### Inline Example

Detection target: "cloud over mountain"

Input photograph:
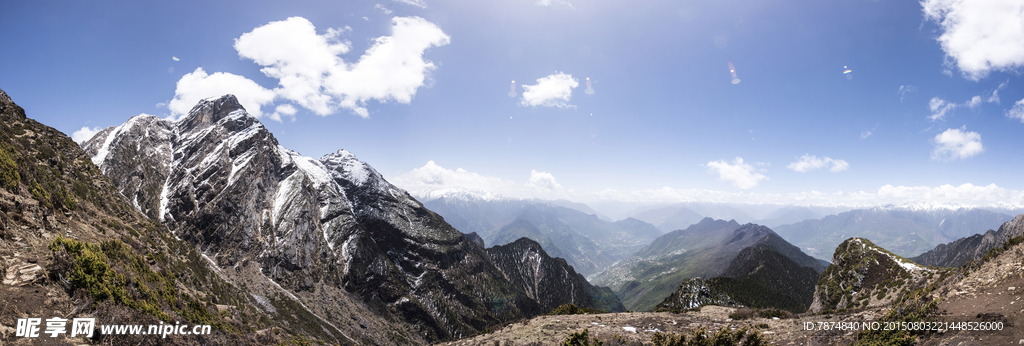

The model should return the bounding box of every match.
[169,16,449,120]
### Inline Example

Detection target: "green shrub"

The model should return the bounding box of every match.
[48,236,232,330]
[651,326,770,346]
[564,329,603,346]
[0,144,18,191]
[548,303,607,316]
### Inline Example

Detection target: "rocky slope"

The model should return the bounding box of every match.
[485,237,624,313]
[0,87,352,344]
[84,95,548,343]
[775,206,1013,259]
[809,237,938,313]
[911,214,1024,268]
[715,243,820,312]
[592,218,823,312]
[653,278,736,311]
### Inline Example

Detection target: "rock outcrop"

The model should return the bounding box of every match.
[809,238,936,313]
[486,237,624,313]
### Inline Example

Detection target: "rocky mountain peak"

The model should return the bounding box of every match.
[321,149,380,187]
[83,94,553,343]
[176,94,248,132]
[810,237,932,313]
[486,237,625,313]
[0,89,26,120]
[0,88,13,107]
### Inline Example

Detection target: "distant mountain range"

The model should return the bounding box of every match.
[775,206,1015,259]
[911,214,1024,268]
[422,196,660,277]
[590,218,824,311]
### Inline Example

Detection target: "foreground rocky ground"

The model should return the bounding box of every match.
[437,237,1024,346]
[435,302,1022,346]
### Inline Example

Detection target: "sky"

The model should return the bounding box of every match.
[2,0,1023,209]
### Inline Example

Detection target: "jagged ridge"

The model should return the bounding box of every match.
[84,95,558,343]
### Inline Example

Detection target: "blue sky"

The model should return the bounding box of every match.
[2,0,1023,208]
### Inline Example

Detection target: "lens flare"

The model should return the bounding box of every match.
[728,61,740,84]
[844,66,853,80]
[172,56,180,62]
[508,80,517,97]
[584,77,594,95]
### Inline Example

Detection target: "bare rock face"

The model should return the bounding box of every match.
[85,95,543,343]
[655,278,736,311]
[2,261,43,286]
[486,237,624,313]
[82,114,172,220]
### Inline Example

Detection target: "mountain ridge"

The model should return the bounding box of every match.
[84,94,557,343]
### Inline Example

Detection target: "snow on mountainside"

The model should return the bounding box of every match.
[82,94,548,344]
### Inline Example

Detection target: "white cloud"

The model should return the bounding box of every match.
[375,4,393,14]
[388,161,568,200]
[898,85,917,101]
[932,126,984,161]
[988,81,1008,103]
[1008,99,1024,122]
[706,157,768,189]
[169,16,449,120]
[269,104,298,122]
[830,160,850,173]
[786,154,849,173]
[583,183,1024,209]
[520,72,579,109]
[393,0,427,8]
[966,95,982,108]
[860,125,877,139]
[874,183,1024,209]
[71,126,103,144]
[928,97,956,121]
[537,0,574,8]
[389,163,1024,209]
[168,68,277,120]
[528,170,563,191]
[928,93,1002,121]
[922,0,1024,80]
